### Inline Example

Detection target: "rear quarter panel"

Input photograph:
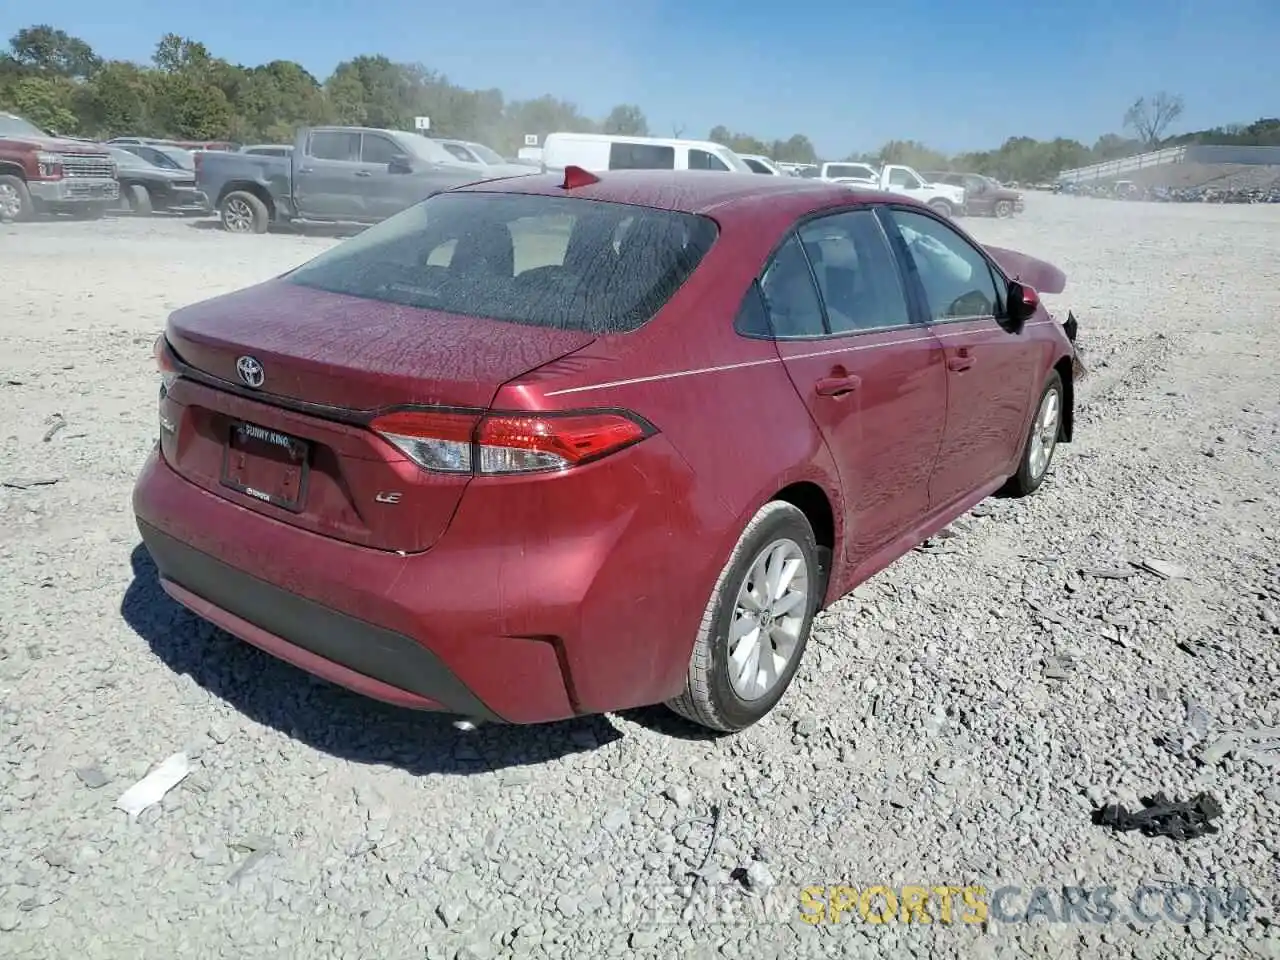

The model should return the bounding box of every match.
[199,152,290,208]
[500,195,848,688]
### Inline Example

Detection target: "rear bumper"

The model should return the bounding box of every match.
[162,186,208,211]
[131,435,719,724]
[29,178,119,204]
[138,518,501,718]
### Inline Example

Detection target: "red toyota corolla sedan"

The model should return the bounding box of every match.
[132,167,1081,733]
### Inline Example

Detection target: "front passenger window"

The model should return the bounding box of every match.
[757,235,825,338]
[689,149,730,171]
[361,135,402,164]
[889,209,1001,322]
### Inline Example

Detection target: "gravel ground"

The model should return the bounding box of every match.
[1,198,1278,959]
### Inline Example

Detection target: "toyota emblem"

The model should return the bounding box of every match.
[236,356,265,388]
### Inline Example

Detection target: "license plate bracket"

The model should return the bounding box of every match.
[220,421,310,512]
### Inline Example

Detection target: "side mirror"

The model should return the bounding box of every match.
[388,155,413,174]
[1006,280,1039,331]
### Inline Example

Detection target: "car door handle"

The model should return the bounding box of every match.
[355,170,373,177]
[815,374,861,397]
[947,347,974,372]
[298,167,314,174]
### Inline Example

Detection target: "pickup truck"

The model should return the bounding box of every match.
[926,171,1024,218]
[195,125,525,233]
[0,112,119,222]
[838,163,967,217]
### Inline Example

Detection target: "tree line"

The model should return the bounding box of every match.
[3,25,1278,183]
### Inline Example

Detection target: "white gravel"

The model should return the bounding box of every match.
[2,199,1278,959]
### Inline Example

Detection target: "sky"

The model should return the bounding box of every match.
[4,0,1278,157]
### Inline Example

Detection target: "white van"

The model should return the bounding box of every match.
[540,133,753,174]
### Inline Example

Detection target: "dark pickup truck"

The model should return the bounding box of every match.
[927,171,1025,218]
[196,125,535,233]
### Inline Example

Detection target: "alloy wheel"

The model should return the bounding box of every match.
[727,538,811,701]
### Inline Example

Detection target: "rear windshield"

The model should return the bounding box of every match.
[285,192,719,334]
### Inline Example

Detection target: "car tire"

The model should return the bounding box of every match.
[0,175,34,222]
[220,191,270,234]
[126,184,153,216]
[666,501,820,733]
[1002,370,1064,497]
[994,200,1014,218]
[929,199,954,217]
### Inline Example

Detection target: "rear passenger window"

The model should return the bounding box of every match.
[757,234,826,338]
[688,149,729,171]
[797,210,912,333]
[310,131,361,162]
[609,143,676,170]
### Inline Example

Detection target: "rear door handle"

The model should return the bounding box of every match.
[355,170,373,177]
[298,166,314,173]
[815,374,861,397]
[947,347,975,372]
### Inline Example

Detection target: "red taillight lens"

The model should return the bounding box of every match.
[477,413,647,473]
[369,409,651,475]
[154,335,179,391]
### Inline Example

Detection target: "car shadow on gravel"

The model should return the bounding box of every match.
[121,544,623,774]
[186,219,366,239]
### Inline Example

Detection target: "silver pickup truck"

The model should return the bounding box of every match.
[196,126,535,233]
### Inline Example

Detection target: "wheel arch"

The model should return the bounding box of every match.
[718,464,845,611]
[216,180,275,215]
[1053,354,1074,442]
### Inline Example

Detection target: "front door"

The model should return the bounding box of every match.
[752,208,948,564]
[357,132,404,220]
[880,207,1041,509]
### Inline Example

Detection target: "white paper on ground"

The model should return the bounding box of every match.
[115,752,191,818]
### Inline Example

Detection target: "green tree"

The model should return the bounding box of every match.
[1,74,78,133]
[7,25,100,78]
[73,60,156,137]
[771,134,818,164]
[603,104,648,136]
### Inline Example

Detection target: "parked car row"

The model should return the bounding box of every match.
[1,111,1023,231]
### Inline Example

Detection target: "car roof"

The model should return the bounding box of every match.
[455,169,911,218]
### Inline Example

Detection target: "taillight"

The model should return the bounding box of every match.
[154,335,180,391]
[370,409,653,475]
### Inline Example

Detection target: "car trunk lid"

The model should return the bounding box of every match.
[983,245,1066,294]
[161,280,596,553]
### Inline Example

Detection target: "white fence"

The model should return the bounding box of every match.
[1056,145,1188,184]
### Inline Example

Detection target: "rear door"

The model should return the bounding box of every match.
[294,130,364,219]
[745,207,948,562]
[880,206,1040,508]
